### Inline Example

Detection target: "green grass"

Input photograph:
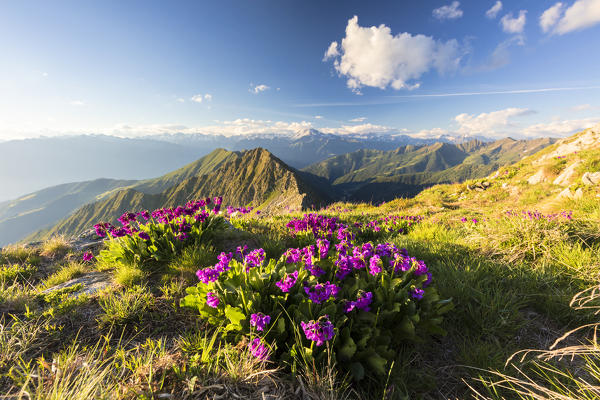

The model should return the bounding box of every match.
[97,286,155,328]
[43,261,88,288]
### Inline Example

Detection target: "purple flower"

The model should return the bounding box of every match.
[213,196,223,206]
[196,267,221,284]
[414,259,428,276]
[276,270,298,292]
[140,210,151,221]
[250,313,271,331]
[249,337,269,360]
[460,217,467,223]
[304,282,339,304]
[244,248,265,272]
[301,316,335,346]
[410,287,425,300]
[316,238,330,259]
[138,231,150,241]
[285,248,302,263]
[82,251,94,262]
[368,255,382,275]
[335,255,353,280]
[206,292,220,308]
[344,291,373,313]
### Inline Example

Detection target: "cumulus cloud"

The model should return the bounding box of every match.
[324,16,465,93]
[190,94,204,103]
[486,1,503,19]
[541,0,600,35]
[540,3,565,32]
[455,107,534,136]
[522,117,600,137]
[501,10,527,33]
[250,84,270,94]
[411,127,450,138]
[349,117,367,122]
[433,1,463,20]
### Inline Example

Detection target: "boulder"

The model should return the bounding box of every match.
[574,188,584,199]
[557,188,573,199]
[582,172,600,186]
[528,169,547,185]
[553,161,582,186]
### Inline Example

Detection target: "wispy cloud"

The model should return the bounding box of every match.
[70,100,85,106]
[295,86,600,107]
[486,1,503,19]
[349,117,367,122]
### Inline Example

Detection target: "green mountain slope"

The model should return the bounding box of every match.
[303,137,554,201]
[31,148,333,241]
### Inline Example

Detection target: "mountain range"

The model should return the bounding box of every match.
[0,133,558,246]
[0,129,489,202]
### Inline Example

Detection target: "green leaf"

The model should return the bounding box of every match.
[338,336,357,361]
[366,351,388,376]
[224,305,245,329]
[350,362,365,381]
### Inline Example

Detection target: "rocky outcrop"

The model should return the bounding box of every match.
[582,172,600,186]
[535,123,600,164]
[553,161,582,186]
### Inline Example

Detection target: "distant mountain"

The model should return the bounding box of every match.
[0,130,486,201]
[143,128,484,169]
[0,135,208,201]
[303,137,554,201]
[29,148,333,241]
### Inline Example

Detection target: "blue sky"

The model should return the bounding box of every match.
[1,0,599,140]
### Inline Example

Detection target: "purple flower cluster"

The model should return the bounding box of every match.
[344,291,373,313]
[250,313,271,331]
[276,270,298,292]
[82,251,94,261]
[249,337,269,360]
[286,214,350,241]
[304,281,339,304]
[196,252,233,283]
[301,316,335,346]
[506,210,573,221]
[226,205,254,216]
[244,248,266,272]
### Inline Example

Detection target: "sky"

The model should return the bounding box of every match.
[1,0,600,140]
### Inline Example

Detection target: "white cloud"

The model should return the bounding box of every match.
[522,117,600,137]
[433,1,463,20]
[486,1,503,19]
[42,72,49,77]
[501,10,527,33]
[70,100,85,106]
[324,16,465,93]
[204,94,212,101]
[412,127,450,138]
[323,41,340,60]
[455,107,534,136]
[540,3,565,33]
[190,94,204,103]
[542,0,600,34]
[349,117,367,122]
[250,84,270,94]
[314,115,323,119]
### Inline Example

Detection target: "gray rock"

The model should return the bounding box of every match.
[43,271,112,297]
[582,172,600,186]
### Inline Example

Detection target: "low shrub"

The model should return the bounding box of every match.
[182,239,452,381]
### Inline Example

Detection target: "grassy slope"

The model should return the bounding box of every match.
[1,127,599,398]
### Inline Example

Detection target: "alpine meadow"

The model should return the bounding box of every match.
[1,1,600,399]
